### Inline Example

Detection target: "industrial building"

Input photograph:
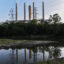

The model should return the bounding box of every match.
[6,1,45,24]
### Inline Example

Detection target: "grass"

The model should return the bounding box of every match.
[0,39,27,45]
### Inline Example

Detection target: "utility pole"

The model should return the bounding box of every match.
[24,3,26,20]
[42,1,44,21]
[8,8,15,21]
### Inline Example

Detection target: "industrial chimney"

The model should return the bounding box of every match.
[33,2,35,19]
[29,5,32,20]
[16,3,18,21]
[24,3,26,20]
[42,1,44,21]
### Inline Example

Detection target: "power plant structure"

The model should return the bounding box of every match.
[8,8,15,21]
[34,7,38,20]
[8,1,45,23]
[24,3,26,20]
[16,2,18,21]
[29,5,32,20]
[42,2,44,21]
[33,2,35,20]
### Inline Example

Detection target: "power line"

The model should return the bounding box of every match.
[8,8,15,20]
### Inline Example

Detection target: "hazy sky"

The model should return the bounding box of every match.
[0,0,64,22]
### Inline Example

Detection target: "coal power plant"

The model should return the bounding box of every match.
[7,1,45,23]
[24,3,26,20]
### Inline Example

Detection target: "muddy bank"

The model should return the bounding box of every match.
[0,40,58,49]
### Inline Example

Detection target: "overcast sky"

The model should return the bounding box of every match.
[0,0,64,22]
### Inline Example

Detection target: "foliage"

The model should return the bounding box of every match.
[0,22,64,37]
[0,13,63,38]
[31,19,37,24]
[41,19,44,24]
[49,13,61,24]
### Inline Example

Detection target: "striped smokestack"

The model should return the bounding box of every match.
[24,3,26,20]
[29,5,31,20]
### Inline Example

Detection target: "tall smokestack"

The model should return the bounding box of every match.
[42,1,44,21]
[29,5,31,20]
[33,2,35,19]
[16,3,18,21]
[24,3,26,20]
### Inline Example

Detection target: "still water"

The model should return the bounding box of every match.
[0,46,64,64]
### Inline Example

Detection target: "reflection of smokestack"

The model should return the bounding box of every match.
[16,3,18,21]
[16,49,18,64]
[24,3,26,20]
[11,50,14,64]
[29,49,32,59]
[29,5,31,20]
[33,2,35,19]
[43,46,45,61]
[42,1,44,21]
[25,49,27,63]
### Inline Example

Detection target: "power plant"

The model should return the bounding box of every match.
[16,2,18,21]
[8,1,45,23]
[33,2,35,20]
[29,5,32,20]
[24,3,26,20]
[42,2,44,21]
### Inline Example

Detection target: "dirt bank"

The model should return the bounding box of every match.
[0,40,58,49]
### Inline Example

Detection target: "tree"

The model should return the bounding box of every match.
[49,13,61,24]
[41,19,44,24]
[48,15,53,23]
[31,19,37,24]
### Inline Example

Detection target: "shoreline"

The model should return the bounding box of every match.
[0,40,57,49]
[0,35,63,41]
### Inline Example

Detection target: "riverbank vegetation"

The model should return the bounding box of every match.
[0,39,27,45]
[0,13,63,40]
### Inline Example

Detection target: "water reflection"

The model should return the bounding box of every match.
[32,47,37,64]
[16,49,18,64]
[24,48,27,64]
[0,46,63,64]
[29,49,32,59]
[11,49,15,64]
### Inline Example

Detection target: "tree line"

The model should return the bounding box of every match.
[0,13,64,38]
